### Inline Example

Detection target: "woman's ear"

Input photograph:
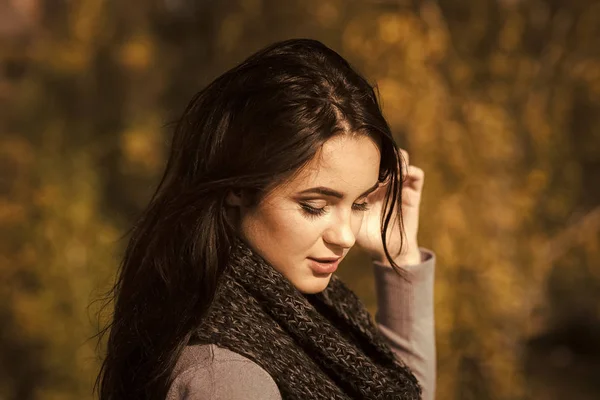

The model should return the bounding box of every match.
[225,189,244,207]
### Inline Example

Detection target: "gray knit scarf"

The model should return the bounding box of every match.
[192,236,422,399]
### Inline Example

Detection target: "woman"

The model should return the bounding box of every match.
[97,38,436,399]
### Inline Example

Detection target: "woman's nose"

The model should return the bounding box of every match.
[323,213,356,249]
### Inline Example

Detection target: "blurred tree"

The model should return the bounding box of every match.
[0,0,598,399]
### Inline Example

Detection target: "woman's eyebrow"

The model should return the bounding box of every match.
[298,181,379,199]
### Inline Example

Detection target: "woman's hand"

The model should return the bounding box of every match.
[356,149,425,266]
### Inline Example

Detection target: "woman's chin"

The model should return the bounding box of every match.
[295,274,332,294]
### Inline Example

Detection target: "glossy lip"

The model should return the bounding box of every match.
[311,256,342,262]
[307,257,341,274]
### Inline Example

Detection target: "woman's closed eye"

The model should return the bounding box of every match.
[299,202,370,219]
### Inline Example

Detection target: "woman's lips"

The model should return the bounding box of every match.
[307,257,340,274]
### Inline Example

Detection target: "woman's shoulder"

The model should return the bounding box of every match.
[166,343,282,400]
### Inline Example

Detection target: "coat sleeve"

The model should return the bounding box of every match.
[372,247,437,400]
[166,346,282,400]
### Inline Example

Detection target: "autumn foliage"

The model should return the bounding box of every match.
[1,0,599,399]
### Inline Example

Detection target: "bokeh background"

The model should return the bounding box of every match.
[1,0,599,399]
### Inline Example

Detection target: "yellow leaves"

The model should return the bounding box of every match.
[343,18,369,55]
[11,292,48,339]
[70,0,105,45]
[377,78,411,125]
[436,229,458,265]
[0,136,34,225]
[0,136,34,170]
[377,14,413,45]
[462,100,518,163]
[516,58,540,85]
[218,14,245,54]
[509,169,549,219]
[499,12,524,52]
[450,61,474,86]
[345,12,433,70]
[0,140,122,395]
[376,7,448,64]
[489,53,511,77]
[420,1,449,62]
[118,36,154,72]
[65,239,88,267]
[69,196,95,228]
[437,194,466,238]
[43,0,107,74]
[47,43,91,73]
[34,184,60,208]
[241,0,262,15]
[120,126,164,174]
[546,196,572,220]
[313,1,340,26]
[571,60,600,89]
[439,120,471,173]
[523,92,552,149]
[405,37,426,65]
[423,29,448,64]
[0,200,26,225]
[97,225,120,246]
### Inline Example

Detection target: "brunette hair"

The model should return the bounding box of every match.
[96,38,409,399]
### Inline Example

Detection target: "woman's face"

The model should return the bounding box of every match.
[231,134,381,294]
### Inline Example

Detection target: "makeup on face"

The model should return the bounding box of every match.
[236,135,381,294]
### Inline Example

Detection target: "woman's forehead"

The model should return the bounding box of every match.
[275,135,381,196]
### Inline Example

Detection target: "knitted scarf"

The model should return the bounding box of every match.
[192,236,422,399]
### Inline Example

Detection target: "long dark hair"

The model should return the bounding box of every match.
[96,38,409,399]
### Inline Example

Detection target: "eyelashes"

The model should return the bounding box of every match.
[299,202,370,219]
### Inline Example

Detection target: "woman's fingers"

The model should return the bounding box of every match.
[405,165,424,192]
[399,149,409,177]
[399,148,424,192]
[371,149,423,208]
